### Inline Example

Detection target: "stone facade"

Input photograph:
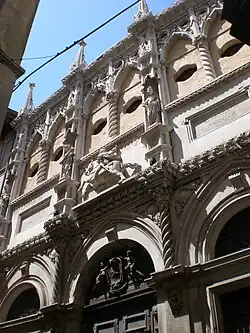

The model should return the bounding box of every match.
[0,0,250,332]
[0,0,39,133]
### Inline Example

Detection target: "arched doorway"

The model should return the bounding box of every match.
[6,287,40,321]
[215,207,250,333]
[81,240,158,333]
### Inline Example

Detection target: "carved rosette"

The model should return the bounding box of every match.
[107,91,119,138]
[37,140,51,184]
[193,35,216,81]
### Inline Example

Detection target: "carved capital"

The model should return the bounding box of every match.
[106,90,118,103]
[192,33,208,47]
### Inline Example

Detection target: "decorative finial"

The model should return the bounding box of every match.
[19,83,35,115]
[71,40,87,71]
[134,0,149,21]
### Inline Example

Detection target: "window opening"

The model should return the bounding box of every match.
[92,118,107,135]
[221,41,244,58]
[29,163,39,177]
[125,98,142,114]
[175,64,197,82]
[6,288,40,321]
[215,207,250,258]
[53,146,63,161]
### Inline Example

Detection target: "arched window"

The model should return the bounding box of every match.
[174,64,197,82]
[220,40,244,58]
[92,118,107,135]
[215,207,250,258]
[124,98,142,114]
[53,146,63,161]
[81,240,157,333]
[6,287,40,321]
[29,163,39,178]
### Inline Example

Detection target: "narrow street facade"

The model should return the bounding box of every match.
[0,0,250,332]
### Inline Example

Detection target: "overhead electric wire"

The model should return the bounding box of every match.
[13,55,55,61]
[13,0,140,92]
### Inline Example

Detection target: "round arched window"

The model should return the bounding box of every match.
[174,64,197,82]
[215,207,250,258]
[92,118,107,135]
[220,40,244,58]
[29,163,39,178]
[6,287,40,321]
[124,98,142,114]
[53,146,63,161]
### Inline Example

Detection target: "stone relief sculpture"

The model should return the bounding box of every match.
[78,147,141,201]
[144,85,162,127]
[92,250,144,300]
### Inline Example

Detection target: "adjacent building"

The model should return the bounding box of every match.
[0,0,249,332]
[0,0,39,132]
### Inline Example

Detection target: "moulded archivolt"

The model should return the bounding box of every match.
[0,255,54,321]
[67,212,163,304]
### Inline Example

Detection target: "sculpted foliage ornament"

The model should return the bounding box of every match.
[174,179,202,219]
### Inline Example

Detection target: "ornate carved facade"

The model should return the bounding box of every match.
[0,0,250,332]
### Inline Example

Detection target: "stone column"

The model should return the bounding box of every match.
[107,91,119,138]
[160,206,174,267]
[37,140,50,184]
[194,35,216,81]
[157,185,174,268]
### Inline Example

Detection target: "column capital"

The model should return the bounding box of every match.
[192,33,208,47]
[106,90,119,103]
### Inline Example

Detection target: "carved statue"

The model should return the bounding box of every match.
[144,86,162,127]
[79,147,142,201]
[124,250,144,289]
[93,262,110,300]
[0,170,15,216]
[68,89,76,107]
[97,147,126,182]
[61,148,74,179]
[92,250,144,301]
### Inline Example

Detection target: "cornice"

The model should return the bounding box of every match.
[155,0,212,30]
[165,61,250,113]
[28,86,68,125]
[73,159,178,222]
[10,174,59,208]
[0,232,48,262]
[79,122,144,166]
[149,247,250,289]
[179,130,250,176]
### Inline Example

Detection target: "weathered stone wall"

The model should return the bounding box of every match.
[0,0,39,132]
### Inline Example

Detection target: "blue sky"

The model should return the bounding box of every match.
[10,0,174,111]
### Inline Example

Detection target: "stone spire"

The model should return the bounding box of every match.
[71,40,87,71]
[134,0,149,21]
[19,83,35,115]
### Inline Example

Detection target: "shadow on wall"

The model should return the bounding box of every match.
[170,124,184,162]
